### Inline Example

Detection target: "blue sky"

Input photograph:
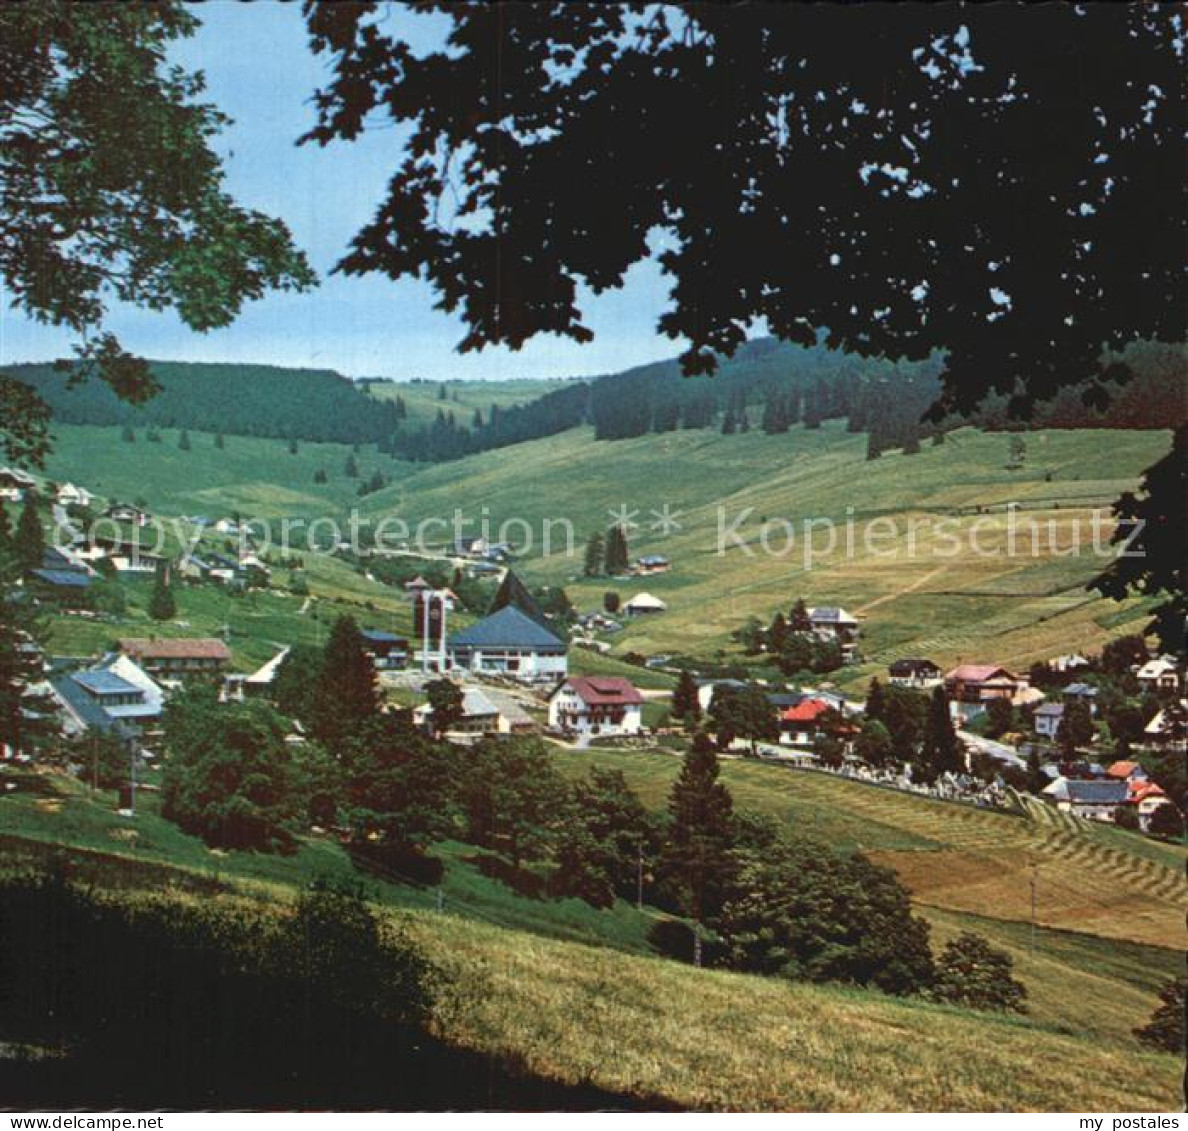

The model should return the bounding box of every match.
[0,2,680,381]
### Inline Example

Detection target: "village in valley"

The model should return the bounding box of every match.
[1,1,1185,1115]
[4,460,1184,839]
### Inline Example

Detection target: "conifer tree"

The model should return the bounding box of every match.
[583,532,605,577]
[215,432,225,449]
[921,686,963,778]
[148,562,177,621]
[660,731,736,923]
[312,615,381,752]
[604,525,630,575]
[14,491,44,575]
[865,677,887,722]
[178,429,191,451]
[789,598,812,634]
[672,669,702,723]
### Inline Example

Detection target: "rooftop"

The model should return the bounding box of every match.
[558,676,644,706]
[119,637,231,661]
[450,605,566,651]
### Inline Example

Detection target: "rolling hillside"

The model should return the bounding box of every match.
[357,421,1171,680]
[2,752,1182,1110]
[40,418,1171,677]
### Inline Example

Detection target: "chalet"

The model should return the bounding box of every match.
[447,605,567,683]
[1106,760,1149,783]
[0,467,35,501]
[1128,780,1175,829]
[1050,653,1091,674]
[888,658,942,689]
[404,575,432,596]
[623,592,667,617]
[28,547,95,604]
[548,676,644,737]
[50,657,165,746]
[118,637,231,678]
[360,629,409,670]
[56,482,94,509]
[413,686,507,744]
[1062,682,1099,712]
[635,554,671,575]
[1042,777,1129,822]
[223,648,290,702]
[104,504,151,527]
[1142,702,1187,751]
[453,536,512,562]
[696,678,748,713]
[779,697,836,748]
[944,663,1025,704]
[808,606,860,661]
[1136,657,1181,693]
[1033,702,1065,739]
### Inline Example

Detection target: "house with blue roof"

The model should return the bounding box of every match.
[50,659,165,748]
[447,605,567,683]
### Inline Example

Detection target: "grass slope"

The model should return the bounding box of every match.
[42,419,1169,676]
[367,377,578,430]
[359,422,1170,681]
[1,769,1180,1111]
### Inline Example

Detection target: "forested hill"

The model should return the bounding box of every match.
[6,360,401,445]
[393,337,1186,462]
[10,338,1182,459]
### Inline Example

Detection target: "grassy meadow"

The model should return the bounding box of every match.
[366,376,580,430]
[1,759,1182,1111]
[42,419,1172,683]
[358,421,1170,682]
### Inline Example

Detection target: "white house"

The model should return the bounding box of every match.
[1136,657,1181,693]
[0,467,35,501]
[447,605,568,683]
[56,482,94,509]
[1041,777,1129,822]
[1033,702,1065,739]
[548,676,644,737]
[623,592,667,617]
[887,658,942,689]
[413,686,508,743]
[808,606,860,661]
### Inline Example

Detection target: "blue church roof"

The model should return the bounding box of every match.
[450,605,566,651]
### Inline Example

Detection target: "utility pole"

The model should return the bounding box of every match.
[1029,863,1039,952]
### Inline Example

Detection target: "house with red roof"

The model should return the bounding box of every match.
[548,676,644,737]
[118,637,231,679]
[779,697,837,748]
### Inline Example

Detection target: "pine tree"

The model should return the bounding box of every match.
[312,615,381,752]
[472,408,483,429]
[313,468,328,484]
[178,429,191,451]
[121,425,135,443]
[789,598,812,633]
[660,732,736,922]
[148,562,177,621]
[672,669,702,722]
[604,525,630,575]
[0,557,56,757]
[865,677,887,722]
[721,407,736,435]
[489,569,545,622]
[583,532,605,577]
[768,611,789,654]
[345,454,359,477]
[215,432,225,449]
[921,686,963,778]
[288,438,299,455]
[14,492,44,575]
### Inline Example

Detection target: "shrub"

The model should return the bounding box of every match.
[716,839,936,995]
[930,932,1028,1013]
[1134,977,1185,1053]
